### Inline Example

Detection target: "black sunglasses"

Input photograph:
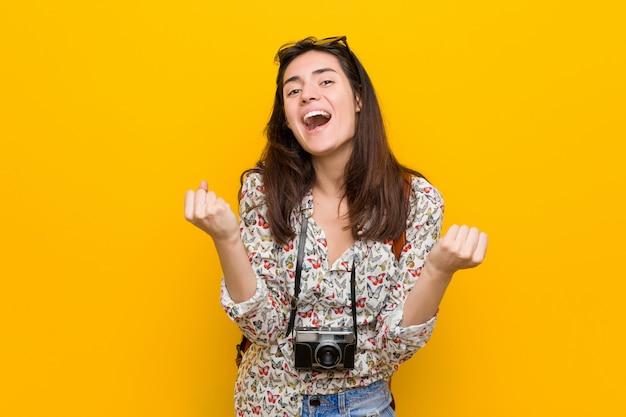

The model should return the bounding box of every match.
[277,36,354,62]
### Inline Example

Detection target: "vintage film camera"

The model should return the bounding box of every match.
[294,326,356,370]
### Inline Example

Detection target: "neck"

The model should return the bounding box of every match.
[312,159,347,198]
[310,144,352,198]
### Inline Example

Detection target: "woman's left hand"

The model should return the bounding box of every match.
[426,224,488,276]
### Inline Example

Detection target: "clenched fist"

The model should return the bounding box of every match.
[184,180,239,242]
[426,224,488,275]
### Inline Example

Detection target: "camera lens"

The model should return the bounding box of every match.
[314,342,341,369]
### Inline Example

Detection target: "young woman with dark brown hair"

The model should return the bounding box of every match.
[185,36,488,417]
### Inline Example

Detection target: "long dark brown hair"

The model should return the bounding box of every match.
[244,36,424,246]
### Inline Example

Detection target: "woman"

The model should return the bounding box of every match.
[185,36,488,417]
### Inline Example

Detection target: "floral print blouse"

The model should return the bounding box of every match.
[220,172,444,417]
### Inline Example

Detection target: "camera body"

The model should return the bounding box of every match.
[294,326,356,370]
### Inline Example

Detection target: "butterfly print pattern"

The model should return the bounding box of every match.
[221,172,443,416]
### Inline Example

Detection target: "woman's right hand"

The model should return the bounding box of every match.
[184,180,239,242]
[185,181,256,301]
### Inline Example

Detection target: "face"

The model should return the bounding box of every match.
[282,50,361,160]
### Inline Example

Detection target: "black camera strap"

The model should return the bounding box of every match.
[350,259,358,344]
[287,215,308,336]
[286,214,359,347]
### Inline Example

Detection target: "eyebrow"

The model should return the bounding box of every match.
[283,67,338,86]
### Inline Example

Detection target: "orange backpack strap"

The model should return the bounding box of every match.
[392,173,412,261]
[392,233,405,261]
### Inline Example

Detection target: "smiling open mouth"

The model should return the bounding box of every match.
[303,110,331,130]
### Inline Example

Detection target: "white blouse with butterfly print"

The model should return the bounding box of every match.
[221,171,443,417]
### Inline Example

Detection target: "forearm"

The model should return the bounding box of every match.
[402,263,452,327]
[213,234,257,303]
[221,279,286,346]
[402,223,488,326]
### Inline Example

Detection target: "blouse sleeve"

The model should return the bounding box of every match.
[375,176,444,365]
[219,172,292,347]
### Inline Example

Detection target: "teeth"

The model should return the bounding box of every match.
[303,110,331,124]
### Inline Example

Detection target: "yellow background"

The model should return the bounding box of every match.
[1,1,625,416]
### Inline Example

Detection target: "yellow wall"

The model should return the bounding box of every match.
[1,1,625,416]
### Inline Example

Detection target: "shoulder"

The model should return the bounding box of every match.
[241,170,265,194]
[409,175,444,211]
[410,175,443,201]
[404,175,444,237]
[240,170,267,216]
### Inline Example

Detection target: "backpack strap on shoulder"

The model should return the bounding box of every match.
[392,173,412,260]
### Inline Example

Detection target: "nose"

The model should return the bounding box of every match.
[300,85,319,103]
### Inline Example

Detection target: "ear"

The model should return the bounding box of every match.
[355,94,362,113]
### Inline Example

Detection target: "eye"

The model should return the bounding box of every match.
[320,80,334,86]
[286,88,301,97]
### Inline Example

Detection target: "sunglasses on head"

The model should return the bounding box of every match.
[277,36,354,60]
